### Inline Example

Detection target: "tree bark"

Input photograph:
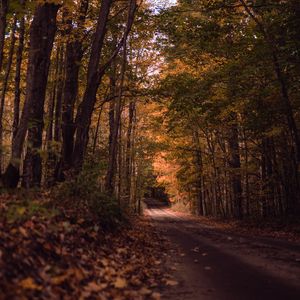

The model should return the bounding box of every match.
[228,116,243,219]
[0,0,8,72]
[0,17,17,173]
[125,101,135,203]
[2,3,59,188]
[72,0,114,170]
[54,46,64,143]
[105,0,137,193]
[46,48,60,145]
[13,13,25,139]
[73,0,137,171]
[92,105,103,154]
[193,129,204,216]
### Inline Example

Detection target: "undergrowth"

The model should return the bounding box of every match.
[53,160,125,230]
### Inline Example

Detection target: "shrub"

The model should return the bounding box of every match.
[54,161,124,230]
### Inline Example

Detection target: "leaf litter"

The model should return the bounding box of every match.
[0,192,175,299]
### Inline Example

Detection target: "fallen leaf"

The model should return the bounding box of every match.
[114,277,127,289]
[19,277,42,290]
[19,227,28,237]
[151,292,161,300]
[139,287,152,295]
[85,281,107,292]
[51,273,69,285]
[165,279,178,286]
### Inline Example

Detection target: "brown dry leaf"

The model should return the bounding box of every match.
[19,227,28,238]
[79,290,91,300]
[51,273,70,285]
[19,277,42,290]
[165,279,179,286]
[114,277,127,289]
[151,292,161,300]
[130,276,142,286]
[85,281,107,292]
[73,268,85,281]
[101,258,109,266]
[116,247,127,254]
[139,287,152,295]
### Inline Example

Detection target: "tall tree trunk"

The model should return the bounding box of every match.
[71,0,113,170]
[106,77,117,192]
[228,115,243,219]
[0,17,17,173]
[73,0,137,171]
[125,101,135,204]
[46,48,60,145]
[22,4,60,188]
[54,46,64,143]
[105,0,137,193]
[0,0,8,72]
[193,129,204,216]
[55,1,89,177]
[105,50,127,195]
[92,105,103,154]
[13,13,25,139]
[2,3,59,188]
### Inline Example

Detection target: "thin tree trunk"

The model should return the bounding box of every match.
[228,115,243,219]
[46,49,60,145]
[54,46,64,142]
[105,43,127,194]
[193,129,204,216]
[92,105,103,154]
[125,101,135,203]
[0,17,17,173]
[2,3,59,188]
[0,0,8,72]
[13,13,25,139]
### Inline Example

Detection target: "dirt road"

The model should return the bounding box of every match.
[144,199,300,300]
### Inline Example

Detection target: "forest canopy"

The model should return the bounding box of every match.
[0,0,299,219]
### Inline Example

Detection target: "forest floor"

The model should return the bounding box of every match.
[0,192,174,300]
[1,193,300,300]
[145,199,300,300]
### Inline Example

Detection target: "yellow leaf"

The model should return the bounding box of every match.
[114,277,127,289]
[19,278,42,290]
[17,207,26,215]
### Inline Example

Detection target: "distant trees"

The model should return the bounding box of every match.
[156,0,300,218]
[0,0,156,213]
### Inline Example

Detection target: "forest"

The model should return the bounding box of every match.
[0,0,300,299]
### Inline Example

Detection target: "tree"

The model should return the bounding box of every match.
[3,2,60,188]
